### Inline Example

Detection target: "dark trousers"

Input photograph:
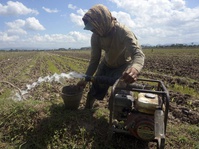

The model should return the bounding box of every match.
[88,61,129,100]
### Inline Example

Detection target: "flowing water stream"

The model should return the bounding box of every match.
[12,71,85,101]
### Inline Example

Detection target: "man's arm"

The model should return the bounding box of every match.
[122,28,145,83]
[85,34,102,76]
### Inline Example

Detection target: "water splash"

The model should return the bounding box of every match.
[26,72,85,90]
[12,71,85,101]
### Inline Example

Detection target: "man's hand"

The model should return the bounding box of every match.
[77,80,87,88]
[122,67,139,83]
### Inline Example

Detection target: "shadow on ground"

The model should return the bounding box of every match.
[20,104,150,149]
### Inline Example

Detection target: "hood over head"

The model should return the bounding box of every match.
[82,4,116,36]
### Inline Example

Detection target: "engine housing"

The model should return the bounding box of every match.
[125,112,154,140]
[113,91,156,141]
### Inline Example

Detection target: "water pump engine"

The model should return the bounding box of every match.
[83,76,169,149]
[108,79,169,149]
[113,91,158,140]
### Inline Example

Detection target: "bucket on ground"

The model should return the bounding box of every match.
[61,85,83,110]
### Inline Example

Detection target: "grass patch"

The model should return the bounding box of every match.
[61,56,88,73]
[1,92,199,149]
[46,59,60,73]
[0,95,97,148]
[0,96,52,149]
[171,83,197,96]
[167,123,199,149]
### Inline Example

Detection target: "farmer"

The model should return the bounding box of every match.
[77,4,145,109]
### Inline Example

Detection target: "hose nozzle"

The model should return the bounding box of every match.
[84,75,94,82]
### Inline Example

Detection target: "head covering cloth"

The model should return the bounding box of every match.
[82,4,116,36]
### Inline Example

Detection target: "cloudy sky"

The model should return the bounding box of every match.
[0,0,199,49]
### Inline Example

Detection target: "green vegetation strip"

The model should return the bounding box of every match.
[0,96,198,149]
[56,55,88,73]
[167,123,199,149]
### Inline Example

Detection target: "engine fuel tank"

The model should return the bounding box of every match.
[136,93,159,114]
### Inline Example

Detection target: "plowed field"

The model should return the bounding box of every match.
[0,48,198,149]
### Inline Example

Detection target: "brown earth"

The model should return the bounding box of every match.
[0,49,199,149]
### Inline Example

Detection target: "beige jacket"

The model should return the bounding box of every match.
[83,4,145,76]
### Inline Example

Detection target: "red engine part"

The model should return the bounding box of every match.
[125,112,155,141]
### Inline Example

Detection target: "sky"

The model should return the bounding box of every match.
[0,0,199,49]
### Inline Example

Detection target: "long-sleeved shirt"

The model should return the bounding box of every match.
[86,22,145,76]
